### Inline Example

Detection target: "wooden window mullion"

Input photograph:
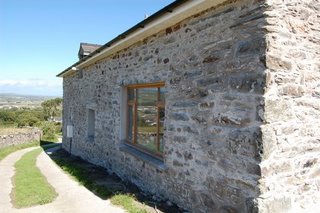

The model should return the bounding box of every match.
[128,101,135,143]
[133,89,137,144]
[126,103,129,141]
[156,88,160,152]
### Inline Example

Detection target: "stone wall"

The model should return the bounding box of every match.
[62,0,320,212]
[259,0,320,212]
[0,128,42,149]
[62,0,266,212]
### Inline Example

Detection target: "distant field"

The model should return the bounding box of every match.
[0,127,32,135]
[0,93,60,109]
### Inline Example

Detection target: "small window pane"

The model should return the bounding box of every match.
[137,88,157,152]
[128,88,135,101]
[138,88,157,106]
[88,109,95,140]
[137,105,157,152]
[127,106,134,142]
[159,108,165,152]
[159,87,167,102]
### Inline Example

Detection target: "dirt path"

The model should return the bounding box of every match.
[0,146,125,213]
[0,147,38,212]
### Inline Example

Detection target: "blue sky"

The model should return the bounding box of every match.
[0,0,174,96]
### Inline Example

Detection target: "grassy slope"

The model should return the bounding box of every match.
[11,148,58,208]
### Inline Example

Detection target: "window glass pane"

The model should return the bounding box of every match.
[159,108,165,153]
[88,109,95,138]
[127,85,165,155]
[137,88,158,152]
[138,88,157,106]
[159,87,167,102]
[137,106,157,152]
[127,105,134,142]
[128,88,135,101]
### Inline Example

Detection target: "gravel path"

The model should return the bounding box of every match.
[0,146,125,213]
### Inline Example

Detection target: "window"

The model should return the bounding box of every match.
[126,82,165,159]
[87,108,95,140]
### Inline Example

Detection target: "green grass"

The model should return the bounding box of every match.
[41,135,58,143]
[11,148,58,208]
[0,140,39,161]
[111,194,148,213]
[52,156,148,213]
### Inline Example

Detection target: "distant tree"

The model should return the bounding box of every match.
[39,121,58,141]
[17,117,39,127]
[17,112,40,127]
[52,98,63,118]
[0,110,16,124]
[41,98,62,121]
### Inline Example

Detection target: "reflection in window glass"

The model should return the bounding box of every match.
[127,106,134,142]
[128,88,135,101]
[159,108,165,152]
[137,88,158,152]
[137,106,157,152]
[137,88,157,106]
[160,87,167,102]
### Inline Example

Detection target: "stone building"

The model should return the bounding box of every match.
[57,0,320,212]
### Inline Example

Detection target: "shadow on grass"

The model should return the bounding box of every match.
[47,148,182,213]
[40,140,61,150]
[40,140,56,146]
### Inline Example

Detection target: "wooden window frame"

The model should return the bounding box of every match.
[126,82,165,160]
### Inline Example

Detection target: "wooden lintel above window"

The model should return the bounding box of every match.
[127,82,165,89]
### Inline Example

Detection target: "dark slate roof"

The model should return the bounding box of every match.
[80,43,102,53]
[78,43,102,59]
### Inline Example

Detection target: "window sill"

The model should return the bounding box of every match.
[119,142,167,171]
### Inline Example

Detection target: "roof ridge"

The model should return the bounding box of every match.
[80,42,102,46]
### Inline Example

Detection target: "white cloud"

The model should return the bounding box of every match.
[0,79,61,87]
[0,78,62,96]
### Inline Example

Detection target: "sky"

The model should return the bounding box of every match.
[0,0,174,96]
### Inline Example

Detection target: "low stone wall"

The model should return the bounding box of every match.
[0,128,42,149]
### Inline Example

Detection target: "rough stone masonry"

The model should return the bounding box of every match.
[0,128,42,149]
[60,0,320,212]
[260,0,320,212]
